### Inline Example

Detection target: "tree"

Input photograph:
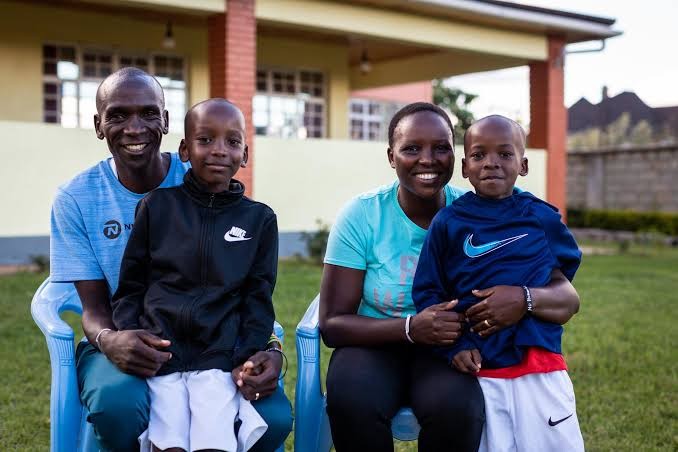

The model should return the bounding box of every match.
[432,79,478,142]
[629,120,654,145]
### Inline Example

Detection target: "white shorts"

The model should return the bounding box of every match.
[478,371,584,452]
[138,369,267,452]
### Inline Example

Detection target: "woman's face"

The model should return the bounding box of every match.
[388,111,455,200]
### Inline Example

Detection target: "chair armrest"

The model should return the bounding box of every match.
[31,278,82,341]
[295,294,329,452]
[31,277,83,452]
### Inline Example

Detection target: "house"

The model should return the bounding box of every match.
[568,87,678,140]
[0,0,619,264]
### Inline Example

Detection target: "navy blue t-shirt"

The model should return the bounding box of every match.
[412,190,581,368]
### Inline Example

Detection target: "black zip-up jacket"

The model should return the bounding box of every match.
[111,169,277,375]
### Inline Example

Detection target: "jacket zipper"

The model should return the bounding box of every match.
[177,195,215,372]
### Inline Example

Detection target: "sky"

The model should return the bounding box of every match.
[445,0,677,122]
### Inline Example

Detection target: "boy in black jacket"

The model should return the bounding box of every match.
[112,98,277,451]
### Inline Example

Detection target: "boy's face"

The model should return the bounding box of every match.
[95,77,168,171]
[462,118,528,200]
[179,101,248,193]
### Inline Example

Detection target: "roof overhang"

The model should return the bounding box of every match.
[343,0,621,43]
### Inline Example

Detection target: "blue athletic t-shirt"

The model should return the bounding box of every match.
[324,180,467,319]
[50,153,189,295]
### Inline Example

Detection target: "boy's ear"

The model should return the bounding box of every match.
[178,139,189,162]
[240,144,249,168]
[94,114,104,140]
[461,157,469,179]
[519,157,528,177]
[387,147,395,169]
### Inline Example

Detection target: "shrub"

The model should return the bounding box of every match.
[567,208,678,236]
[301,219,331,265]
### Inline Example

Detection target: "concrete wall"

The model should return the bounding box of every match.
[0,120,547,262]
[567,144,678,212]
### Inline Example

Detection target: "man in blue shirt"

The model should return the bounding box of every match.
[50,68,291,451]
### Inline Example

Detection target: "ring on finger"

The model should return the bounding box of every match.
[254,392,260,401]
[484,319,492,327]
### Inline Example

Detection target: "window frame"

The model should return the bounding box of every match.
[42,42,189,133]
[254,66,327,139]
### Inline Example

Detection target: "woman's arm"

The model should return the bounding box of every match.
[319,264,465,348]
[465,268,580,337]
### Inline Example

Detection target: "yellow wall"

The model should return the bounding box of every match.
[0,1,209,122]
[258,36,350,139]
[255,137,547,231]
[0,121,546,237]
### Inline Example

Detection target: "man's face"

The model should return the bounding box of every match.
[462,119,528,200]
[94,77,168,171]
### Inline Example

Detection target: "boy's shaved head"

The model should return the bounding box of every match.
[184,98,245,136]
[464,115,526,154]
[95,67,164,113]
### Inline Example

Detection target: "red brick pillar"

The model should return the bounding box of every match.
[529,35,567,217]
[208,0,256,197]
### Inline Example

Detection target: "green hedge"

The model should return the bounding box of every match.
[568,208,678,236]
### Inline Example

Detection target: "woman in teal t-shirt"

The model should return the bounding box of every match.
[319,103,581,451]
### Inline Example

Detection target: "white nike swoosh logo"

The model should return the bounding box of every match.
[224,233,253,242]
[463,233,528,258]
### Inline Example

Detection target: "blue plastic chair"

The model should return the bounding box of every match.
[31,277,286,452]
[294,295,421,452]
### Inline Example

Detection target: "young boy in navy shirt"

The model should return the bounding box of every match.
[112,98,277,451]
[412,115,584,451]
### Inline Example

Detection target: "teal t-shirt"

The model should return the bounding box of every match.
[324,181,467,319]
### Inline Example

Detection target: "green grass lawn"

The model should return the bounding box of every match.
[1,248,677,451]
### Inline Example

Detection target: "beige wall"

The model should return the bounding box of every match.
[258,36,350,140]
[255,137,547,231]
[0,1,209,122]
[0,121,183,237]
[0,122,545,237]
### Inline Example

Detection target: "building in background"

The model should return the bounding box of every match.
[0,0,619,263]
[568,87,678,149]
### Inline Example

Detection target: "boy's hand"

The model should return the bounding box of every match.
[467,286,527,337]
[452,349,482,374]
[100,330,172,378]
[231,350,282,401]
[410,300,465,345]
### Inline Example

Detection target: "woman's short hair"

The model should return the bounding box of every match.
[387,102,454,147]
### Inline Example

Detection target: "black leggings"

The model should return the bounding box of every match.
[326,345,485,452]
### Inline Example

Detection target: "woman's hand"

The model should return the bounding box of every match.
[231,350,282,401]
[409,300,465,345]
[465,286,527,337]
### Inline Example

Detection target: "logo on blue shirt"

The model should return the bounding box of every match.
[463,233,528,258]
[103,220,122,239]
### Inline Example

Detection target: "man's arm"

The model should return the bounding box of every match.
[76,280,171,378]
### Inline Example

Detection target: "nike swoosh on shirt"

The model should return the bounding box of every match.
[548,414,573,426]
[224,233,253,242]
[463,233,528,258]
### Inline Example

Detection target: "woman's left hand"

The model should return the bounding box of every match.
[465,286,527,337]
[232,350,283,401]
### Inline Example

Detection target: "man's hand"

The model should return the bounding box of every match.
[452,349,482,374]
[232,350,283,401]
[99,329,172,378]
[466,286,527,337]
[410,300,464,345]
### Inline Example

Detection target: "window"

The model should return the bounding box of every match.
[254,68,325,139]
[349,99,404,142]
[42,44,187,133]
